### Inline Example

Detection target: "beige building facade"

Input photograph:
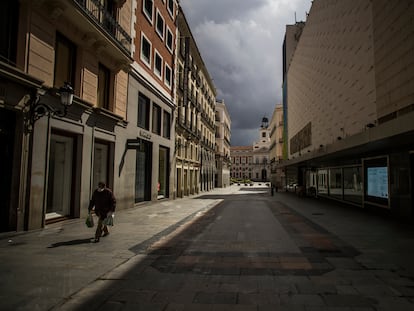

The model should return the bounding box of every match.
[0,0,133,231]
[0,0,220,233]
[269,105,285,188]
[215,99,231,188]
[252,118,271,182]
[231,118,271,182]
[230,146,253,181]
[282,0,414,218]
[175,6,216,197]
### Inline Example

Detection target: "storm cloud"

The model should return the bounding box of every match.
[180,0,312,145]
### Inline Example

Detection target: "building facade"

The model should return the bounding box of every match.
[215,99,231,188]
[175,6,216,197]
[282,0,414,218]
[126,0,178,203]
[230,118,271,182]
[0,0,133,232]
[230,146,253,181]
[269,105,285,188]
[252,117,271,182]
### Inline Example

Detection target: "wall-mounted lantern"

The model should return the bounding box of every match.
[24,83,74,133]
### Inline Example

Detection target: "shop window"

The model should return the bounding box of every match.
[317,169,328,195]
[93,141,110,191]
[152,104,161,135]
[163,110,171,138]
[138,92,150,130]
[329,168,343,200]
[343,166,362,204]
[152,103,161,135]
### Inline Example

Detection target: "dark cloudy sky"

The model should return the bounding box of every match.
[180,0,312,146]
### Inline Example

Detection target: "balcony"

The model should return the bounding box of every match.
[58,0,132,68]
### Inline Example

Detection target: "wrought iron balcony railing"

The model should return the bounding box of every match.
[74,0,131,53]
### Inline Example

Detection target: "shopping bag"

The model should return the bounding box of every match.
[85,213,94,228]
[103,215,114,226]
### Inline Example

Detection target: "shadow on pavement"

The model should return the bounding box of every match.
[60,192,366,310]
[47,238,92,248]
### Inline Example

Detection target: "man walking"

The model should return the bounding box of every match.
[88,182,116,243]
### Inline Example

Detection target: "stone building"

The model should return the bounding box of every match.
[175,6,216,197]
[126,0,178,203]
[269,105,285,188]
[230,117,271,182]
[251,117,271,182]
[0,0,133,231]
[215,99,231,188]
[282,0,414,218]
[230,146,253,181]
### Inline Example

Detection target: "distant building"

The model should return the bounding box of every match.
[269,105,285,188]
[251,117,271,181]
[175,6,217,197]
[215,100,231,187]
[281,0,414,218]
[230,146,253,181]
[230,117,271,182]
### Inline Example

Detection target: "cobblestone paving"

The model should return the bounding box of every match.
[3,186,414,310]
[57,190,414,310]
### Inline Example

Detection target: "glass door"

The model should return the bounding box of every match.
[46,133,74,220]
[93,141,109,189]
[135,140,152,202]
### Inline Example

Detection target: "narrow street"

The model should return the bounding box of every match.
[2,185,414,310]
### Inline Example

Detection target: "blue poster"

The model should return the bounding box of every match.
[367,167,388,199]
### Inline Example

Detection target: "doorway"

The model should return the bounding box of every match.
[158,146,169,199]
[0,109,16,232]
[411,153,414,219]
[135,140,152,202]
[46,132,75,220]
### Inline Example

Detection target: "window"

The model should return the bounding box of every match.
[154,51,162,79]
[163,111,171,138]
[140,33,151,67]
[262,132,266,138]
[167,0,174,17]
[143,0,153,23]
[156,10,164,39]
[97,63,110,109]
[138,92,150,130]
[178,64,184,89]
[152,104,161,135]
[54,33,76,89]
[166,27,173,52]
[164,63,172,88]
[0,1,19,65]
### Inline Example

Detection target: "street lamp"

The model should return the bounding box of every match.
[24,83,74,133]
